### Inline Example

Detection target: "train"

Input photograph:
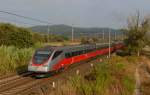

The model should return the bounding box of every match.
[28,42,124,76]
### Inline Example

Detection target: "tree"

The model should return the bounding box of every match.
[32,32,45,43]
[80,37,90,44]
[125,12,150,56]
[80,37,99,44]
[0,23,33,48]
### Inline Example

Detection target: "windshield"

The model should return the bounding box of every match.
[33,50,53,64]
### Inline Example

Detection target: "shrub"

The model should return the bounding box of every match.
[0,23,33,48]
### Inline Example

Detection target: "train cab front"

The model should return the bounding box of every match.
[28,48,54,73]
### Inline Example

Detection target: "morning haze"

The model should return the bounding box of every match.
[0,0,150,28]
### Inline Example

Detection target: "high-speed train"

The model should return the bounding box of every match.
[28,42,124,74]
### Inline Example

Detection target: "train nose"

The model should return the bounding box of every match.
[28,60,50,72]
[28,65,49,72]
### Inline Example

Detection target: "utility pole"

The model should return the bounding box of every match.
[122,32,124,41]
[71,24,74,42]
[108,29,111,58]
[103,30,105,40]
[102,29,105,43]
[47,25,50,42]
[114,31,117,41]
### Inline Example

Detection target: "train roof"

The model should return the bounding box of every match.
[37,41,123,52]
[40,44,95,51]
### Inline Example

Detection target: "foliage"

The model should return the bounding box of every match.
[0,23,33,48]
[124,13,150,56]
[71,56,135,95]
[0,45,34,74]
[49,34,69,42]
[0,23,69,48]
[81,37,99,44]
[32,32,69,43]
[81,37,90,44]
[32,32,45,43]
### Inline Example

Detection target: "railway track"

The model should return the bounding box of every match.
[0,73,16,80]
[0,77,34,92]
[0,72,32,85]
[0,72,35,94]
[0,58,101,95]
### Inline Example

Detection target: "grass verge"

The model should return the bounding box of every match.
[70,56,135,95]
[0,45,34,74]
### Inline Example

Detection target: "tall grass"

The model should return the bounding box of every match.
[0,45,34,74]
[0,42,64,74]
[70,56,135,95]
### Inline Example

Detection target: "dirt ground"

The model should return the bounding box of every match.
[138,56,150,95]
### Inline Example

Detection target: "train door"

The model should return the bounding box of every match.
[50,50,63,69]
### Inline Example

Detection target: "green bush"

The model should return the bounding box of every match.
[49,34,69,42]
[0,23,33,48]
[32,32,45,43]
[0,23,69,48]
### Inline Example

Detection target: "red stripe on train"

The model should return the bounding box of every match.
[52,47,115,70]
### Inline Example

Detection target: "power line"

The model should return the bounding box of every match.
[0,16,37,26]
[0,10,51,24]
[0,10,51,42]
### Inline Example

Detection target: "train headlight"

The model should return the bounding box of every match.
[43,63,48,67]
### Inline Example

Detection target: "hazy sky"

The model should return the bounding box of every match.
[0,0,150,28]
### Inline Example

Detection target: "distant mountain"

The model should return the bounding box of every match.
[30,24,122,38]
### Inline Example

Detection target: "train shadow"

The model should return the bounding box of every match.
[16,65,29,77]
[30,70,64,79]
[16,65,62,79]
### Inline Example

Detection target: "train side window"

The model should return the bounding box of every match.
[87,49,91,53]
[65,53,71,58]
[74,51,77,56]
[82,50,85,54]
[65,53,68,58]
[71,51,79,57]
[71,52,74,57]
[65,53,67,58]
[76,51,79,56]
[73,51,77,56]
[52,51,62,60]
[77,51,80,55]
[85,49,88,53]
[79,50,83,54]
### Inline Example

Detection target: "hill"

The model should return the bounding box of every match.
[30,24,122,38]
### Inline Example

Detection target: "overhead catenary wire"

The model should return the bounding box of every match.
[0,16,37,26]
[0,10,51,42]
[0,10,51,24]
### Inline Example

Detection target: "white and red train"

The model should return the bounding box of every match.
[28,42,124,74]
